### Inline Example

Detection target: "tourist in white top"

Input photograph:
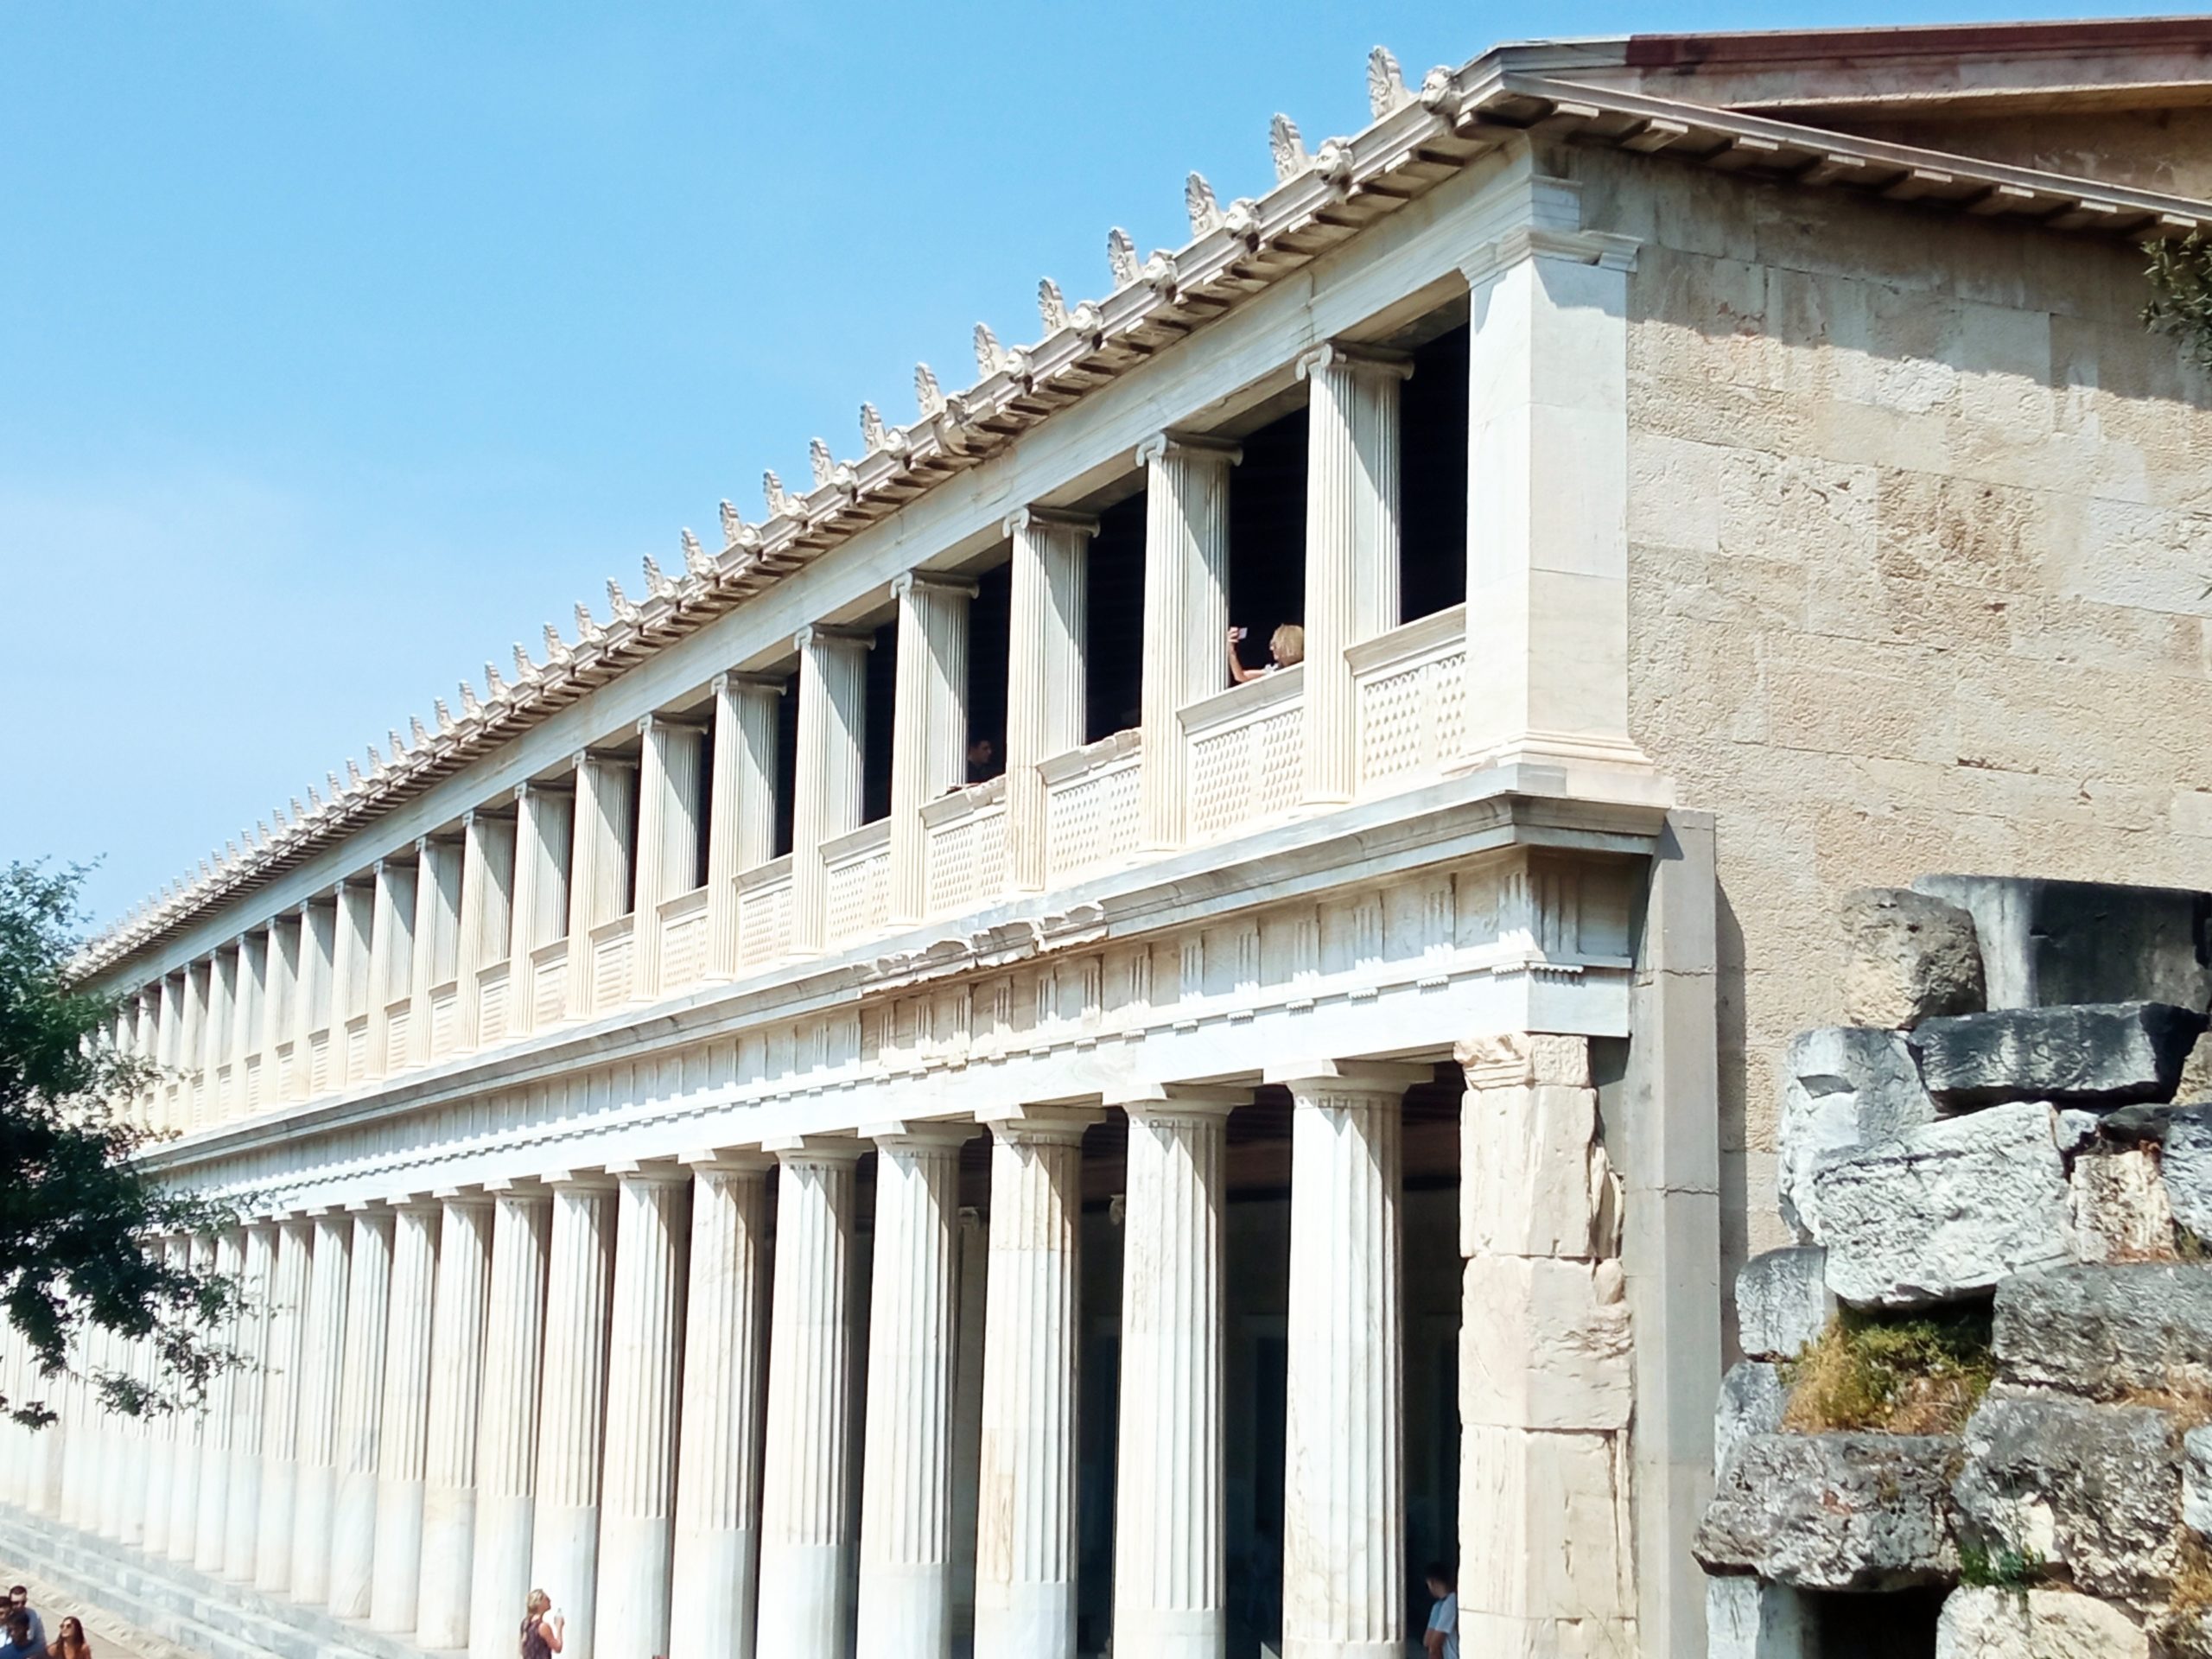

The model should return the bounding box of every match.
[1423,1560,1459,1659]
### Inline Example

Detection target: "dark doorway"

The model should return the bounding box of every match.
[862,620,897,824]
[772,677,798,860]
[968,562,1011,783]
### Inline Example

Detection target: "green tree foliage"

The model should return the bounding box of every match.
[0,861,240,1427]
[2144,231,2212,371]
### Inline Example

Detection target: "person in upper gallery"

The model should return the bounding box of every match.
[1224,622,1304,684]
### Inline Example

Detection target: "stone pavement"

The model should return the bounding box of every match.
[0,1560,202,1659]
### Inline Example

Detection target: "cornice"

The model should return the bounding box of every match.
[82,46,2212,982]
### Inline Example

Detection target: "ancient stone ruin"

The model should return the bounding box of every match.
[1700,876,2212,1658]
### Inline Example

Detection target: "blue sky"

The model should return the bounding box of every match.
[0,0,2159,928]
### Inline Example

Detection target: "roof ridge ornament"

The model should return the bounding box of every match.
[1038,278,1068,331]
[974,322,1007,378]
[860,403,887,453]
[915,363,944,416]
[1368,46,1408,118]
[574,602,605,645]
[1107,226,1140,288]
[808,438,835,488]
[641,556,677,601]
[680,529,713,578]
[763,470,800,518]
[1185,172,1222,236]
[543,623,574,665]
[607,579,643,624]
[1270,113,1307,181]
[1419,65,1458,113]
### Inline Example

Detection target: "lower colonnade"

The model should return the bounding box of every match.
[0,1040,1592,1659]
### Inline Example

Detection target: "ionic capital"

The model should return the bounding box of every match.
[1295,340,1414,384]
[891,569,980,602]
[1135,429,1243,470]
[1002,505,1101,541]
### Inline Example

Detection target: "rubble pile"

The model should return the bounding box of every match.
[1698,877,2212,1657]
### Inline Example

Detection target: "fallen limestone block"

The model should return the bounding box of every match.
[1695,1431,1960,1591]
[2067,1147,2177,1263]
[1907,1003,2206,1110]
[2184,1426,2212,1535]
[1813,1103,2069,1307]
[1912,875,2212,1014]
[1953,1394,2183,1601]
[1935,1586,2149,1659]
[1738,1246,1834,1361]
[1715,1360,1787,1478]
[1993,1262,2212,1396]
[1779,1026,1937,1239]
[1707,1574,1811,1659]
[1840,885,1986,1029]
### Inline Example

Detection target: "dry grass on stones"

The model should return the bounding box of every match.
[1783,1306,1996,1436]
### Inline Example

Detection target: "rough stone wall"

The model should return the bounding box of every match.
[1585,143,2212,1293]
[1823,108,2212,200]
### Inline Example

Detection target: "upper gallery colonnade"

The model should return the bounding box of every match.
[98,154,1655,1147]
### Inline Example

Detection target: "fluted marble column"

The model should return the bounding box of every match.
[371,1201,441,1631]
[1273,1062,1424,1657]
[567,753,637,1019]
[365,860,414,1078]
[1299,343,1412,805]
[166,1234,219,1560]
[531,1176,617,1659]
[705,675,782,978]
[974,1110,1093,1659]
[790,626,872,955]
[1136,431,1241,850]
[888,572,976,924]
[633,717,705,1000]
[99,1319,137,1544]
[254,1217,315,1592]
[756,1140,861,1657]
[418,1192,495,1649]
[291,1211,353,1604]
[223,1222,276,1579]
[456,807,514,1051]
[507,780,573,1041]
[594,1168,690,1658]
[468,1185,553,1659]
[331,1205,395,1619]
[192,1229,243,1573]
[855,1127,968,1655]
[1003,509,1096,892]
[949,1207,988,1646]
[1113,1088,1244,1657]
[668,1158,772,1659]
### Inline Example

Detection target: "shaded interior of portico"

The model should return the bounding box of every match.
[741,1068,1468,1659]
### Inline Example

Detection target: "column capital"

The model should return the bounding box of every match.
[1265,1058,1433,1098]
[481,1173,551,1198]
[863,1119,976,1152]
[1111,1082,1251,1122]
[1135,429,1243,469]
[604,1158,692,1187]
[1454,1030,1592,1090]
[1295,340,1414,383]
[792,622,874,656]
[677,1147,777,1174]
[763,1133,867,1166]
[637,710,710,737]
[1002,505,1100,540]
[711,669,787,697]
[890,569,980,602]
[980,1103,1101,1145]
[429,1186,497,1211]
[541,1166,620,1192]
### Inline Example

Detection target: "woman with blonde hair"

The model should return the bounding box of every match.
[519,1591,563,1657]
[44,1616,91,1659]
[1224,622,1304,684]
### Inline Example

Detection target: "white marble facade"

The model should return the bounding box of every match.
[72,16,2212,1650]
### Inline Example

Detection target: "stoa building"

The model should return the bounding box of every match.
[10,18,2212,1659]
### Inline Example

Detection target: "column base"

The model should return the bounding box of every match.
[668,1524,758,1659]
[1111,1607,1225,1658]
[251,1460,297,1593]
[755,1540,849,1656]
[328,1469,379,1619]
[593,1510,674,1655]
[974,1581,1077,1659]
[368,1476,425,1631]
[416,1483,480,1649]
[467,1490,537,1659]
[530,1500,602,1659]
[290,1463,335,1603]
[855,1559,951,1656]
[219,1452,262,1581]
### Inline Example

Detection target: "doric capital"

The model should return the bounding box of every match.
[1295,340,1414,384]
[1266,1058,1432,1106]
[1454,1030,1593,1090]
[1109,1082,1250,1122]
[1002,505,1101,541]
[792,623,874,658]
[677,1147,777,1176]
[763,1132,868,1167]
[891,569,981,602]
[863,1118,978,1152]
[1135,429,1243,470]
